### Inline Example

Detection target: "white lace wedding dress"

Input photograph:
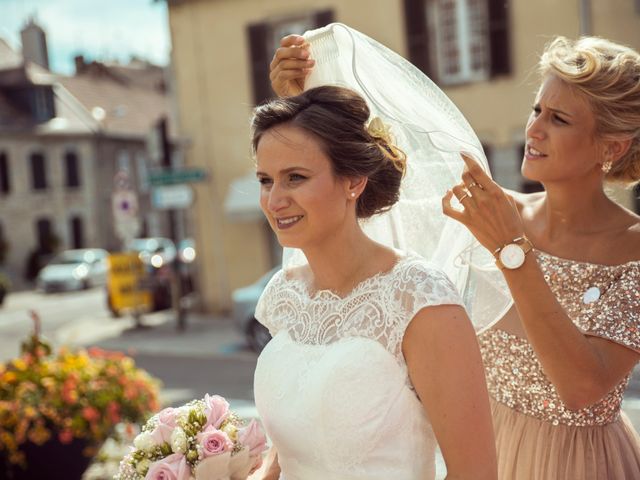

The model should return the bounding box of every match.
[253,253,463,480]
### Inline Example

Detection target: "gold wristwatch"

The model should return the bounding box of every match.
[493,236,533,270]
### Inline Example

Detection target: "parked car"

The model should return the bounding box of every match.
[232,267,279,352]
[37,248,109,293]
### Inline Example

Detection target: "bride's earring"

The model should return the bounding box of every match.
[602,159,613,173]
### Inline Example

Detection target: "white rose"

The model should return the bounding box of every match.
[133,431,156,451]
[177,407,190,426]
[171,427,188,453]
[135,458,151,475]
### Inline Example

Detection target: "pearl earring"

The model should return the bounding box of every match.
[602,160,613,173]
[350,192,356,198]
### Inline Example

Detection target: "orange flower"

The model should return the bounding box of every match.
[82,406,100,423]
[58,429,73,444]
[106,401,121,424]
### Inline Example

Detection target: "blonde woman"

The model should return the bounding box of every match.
[444,37,640,479]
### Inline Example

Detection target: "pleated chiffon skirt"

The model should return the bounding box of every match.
[492,399,640,480]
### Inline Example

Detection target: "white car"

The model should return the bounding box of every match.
[37,248,109,293]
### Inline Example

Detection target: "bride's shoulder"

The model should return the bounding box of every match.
[395,254,456,288]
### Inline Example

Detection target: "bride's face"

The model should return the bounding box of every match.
[255,124,353,249]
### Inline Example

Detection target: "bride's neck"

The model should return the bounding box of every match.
[302,227,386,294]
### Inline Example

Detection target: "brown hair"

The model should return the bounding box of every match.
[251,86,406,218]
[539,36,640,184]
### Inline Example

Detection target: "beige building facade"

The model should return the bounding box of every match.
[167,0,640,312]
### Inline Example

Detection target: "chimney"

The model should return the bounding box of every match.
[20,17,49,70]
[74,55,86,74]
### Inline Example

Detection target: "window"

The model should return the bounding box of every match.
[0,151,9,194]
[117,150,131,173]
[30,152,47,190]
[247,9,334,105]
[70,216,84,249]
[36,218,53,251]
[65,151,81,188]
[430,0,490,84]
[404,0,510,84]
[32,87,55,122]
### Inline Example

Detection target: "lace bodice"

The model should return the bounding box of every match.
[255,254,462,365]
[479,250,640,427]
[253,254,463,479]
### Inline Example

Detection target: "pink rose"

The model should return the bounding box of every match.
[145,453,190,480]
[149,407,179,445]
[203,394,229,428]
[158,407,178,428]
[150,423,173,446]
[197,426,233,457]
[238,420,267,457]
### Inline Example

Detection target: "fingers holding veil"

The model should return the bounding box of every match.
[269,35,315,97]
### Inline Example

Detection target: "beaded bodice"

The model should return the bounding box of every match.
[479,250,640,427]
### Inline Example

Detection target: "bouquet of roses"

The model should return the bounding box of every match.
[115,394,267,480]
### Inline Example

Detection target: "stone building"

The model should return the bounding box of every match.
[0,20,175,288]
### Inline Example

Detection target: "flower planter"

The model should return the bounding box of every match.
[1,435,98,480]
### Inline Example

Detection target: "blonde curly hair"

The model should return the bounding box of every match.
[539,36,640,184]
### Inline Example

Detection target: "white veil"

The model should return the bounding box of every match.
[284,23,512,331]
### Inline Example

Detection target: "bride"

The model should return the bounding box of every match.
[250,84,496,479]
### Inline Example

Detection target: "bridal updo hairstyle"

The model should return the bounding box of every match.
[539,36,640,184]
[251,86,406,218]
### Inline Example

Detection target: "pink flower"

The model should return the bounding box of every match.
[203,394,229,428]
[150,423,173,446]
[149,407,179,445]
[157,407,178,428]
[197,426,233,457]
[145,453,190,480]
[238,420,267,457]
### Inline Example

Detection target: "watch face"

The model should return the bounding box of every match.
[499,244,525,269]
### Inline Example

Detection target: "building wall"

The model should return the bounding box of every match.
[0,135,97,286]
[167,0,640,311]
[0,133,156,288]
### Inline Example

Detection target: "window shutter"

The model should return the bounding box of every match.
[314,9,334,28]
[403,0,431,77]
[488,0,511,77]
[0,152,9,194]
[247,22,272,105]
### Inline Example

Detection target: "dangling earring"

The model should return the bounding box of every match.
[602,160,613,174]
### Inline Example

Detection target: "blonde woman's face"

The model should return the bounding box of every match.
[523,75,603,183]
[255,124,353,249]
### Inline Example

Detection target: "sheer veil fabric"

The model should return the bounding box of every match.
[283,23,512,331]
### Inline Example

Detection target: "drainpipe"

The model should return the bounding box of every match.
[579,0,592,36]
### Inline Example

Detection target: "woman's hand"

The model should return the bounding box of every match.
[442,154,526,252]
[270,35,315,97]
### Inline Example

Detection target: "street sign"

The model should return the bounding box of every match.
[152,185,194,210]
[107,253,152,314]
[112,170,141,243]
[149,168,207,186]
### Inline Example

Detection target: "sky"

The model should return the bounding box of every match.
[0,0,170,74]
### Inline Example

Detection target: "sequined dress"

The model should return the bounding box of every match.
[479,250,640,480]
